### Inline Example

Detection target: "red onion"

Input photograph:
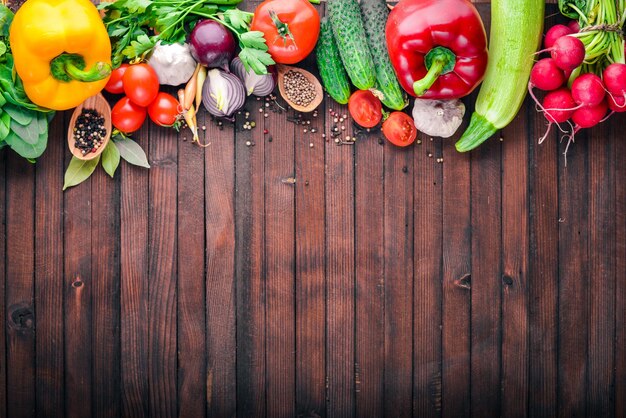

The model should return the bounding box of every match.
[202,69,246,118]
[230,57,276,97]
[189,20,236,70]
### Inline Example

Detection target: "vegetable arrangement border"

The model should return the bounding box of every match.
[0,0,624,190]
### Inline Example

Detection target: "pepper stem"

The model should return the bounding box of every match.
[50,53,111,83]
[413,46,456,96]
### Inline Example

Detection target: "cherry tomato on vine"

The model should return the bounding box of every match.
[348,90,383,128]
[382,112,417,147]
[122,64,160,107]
[250,0,320,64]
[104,63,129,94]
[112,97,147,134]
[148,92,180,126]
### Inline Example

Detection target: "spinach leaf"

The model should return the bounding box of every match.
[0,5,14,38]
[5,129,47,159]
[3,103,33,125]
[0,112,9,140]
[10,119,40,144]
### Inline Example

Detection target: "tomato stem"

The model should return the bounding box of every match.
[269,9,298,48]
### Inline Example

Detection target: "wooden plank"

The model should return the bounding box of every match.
[500,110,529,418]
[120,129,150,418]
[469,136,502,418]
[295,104,326,416]
[63,137,93,418]
[205,114,237,417]
[147,121,178,418]
[384,141,414,417]
[616,116,626,418]
[35,116,65,417]
[0,150,6,418]
[528,101,559,418]
[354,128,384,418]
[91,156,121,418]
[557,132,589,417]
[325,103,355,417]
[413,136,443,417]
[177,119,207,418]
[441,138,471,418]
[586,124,615,417]
[265,103,296,418]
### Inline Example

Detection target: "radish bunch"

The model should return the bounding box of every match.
[530,16,626,161]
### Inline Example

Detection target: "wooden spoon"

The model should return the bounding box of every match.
[276,64,324,113]
[67,93,112,161]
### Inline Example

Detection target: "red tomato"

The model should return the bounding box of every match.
[104,64,129,94]
[148,92,180,126]
[111,97,147,133]
[122,64,160,107]
[250,0,320,64]
[382,112,417,147]
[348,90,383,128]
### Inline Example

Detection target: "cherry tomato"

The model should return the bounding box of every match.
[148,92,180,126]
[348,90,383,128]
[122,64,160,107]
[250,0,320,64]
[104,64,129,94]
[111,97,147,134]
[382,112,417,147]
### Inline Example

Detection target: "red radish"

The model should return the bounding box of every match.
[571,73,605,107]
[530,58,567,91]
[571,99,608,128]
[550,36,585,71]
[608,94,626,112]
[602,63,626,96]
[567,20,580,32]
[538,88,576,143]
[544,24,573,49]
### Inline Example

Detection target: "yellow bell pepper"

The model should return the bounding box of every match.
[9,0,112,110]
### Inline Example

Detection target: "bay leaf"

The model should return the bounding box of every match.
[63,155,100,191]
[114,136,150,168]
[102,141,121,178]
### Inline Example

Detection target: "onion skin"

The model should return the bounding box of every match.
[202,69,246,118]
[230,57,276,97]
[189,20,236,70]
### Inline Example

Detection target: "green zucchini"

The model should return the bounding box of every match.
[327,0,376,90]
[360,0,407,110]
[455,0,544,152]
[316,18,351,105]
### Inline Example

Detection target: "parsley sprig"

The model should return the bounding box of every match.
[99,0,275,74]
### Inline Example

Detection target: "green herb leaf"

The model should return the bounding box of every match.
[102,141,121,178]
[114,136,150,168]
[220,9,252,33]
[240,31,270,50]
[3,104,33,125]
[238,47,275,75]
[5,130,47,159]
[0,112,10,141]
[63,156,100,191]
[0,43,6,58]
[0,5,14,38]
[122,34,157,60]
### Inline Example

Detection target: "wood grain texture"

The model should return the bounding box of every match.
[325,103,355,418]
[354,128,384,418]
[205,113,237,418]
[35,117,65,417]
[147,121,178,418]
[616,118,626,418]
[91,162,121,418]
[413,137,442,418]
[528,105,558,418]
[265,102,296,418]
[0,149,6,418]
[295,101,326,416]
[63,131,93,418]
[586,124,615,417]
[120,128,150,418]
[177,122,207,418]
[557,133,589,418]
[384,141,414,418]
[441,139,471,418]
[500,106,529,418]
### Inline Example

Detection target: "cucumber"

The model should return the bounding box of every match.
[455,0,544,152]
[360,0,407,110]
[327,0,376,90]
[316,18,351,105]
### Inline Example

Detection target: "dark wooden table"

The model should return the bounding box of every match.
[1,1,625,417]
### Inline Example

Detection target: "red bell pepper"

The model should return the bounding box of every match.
[386,0,488,100]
